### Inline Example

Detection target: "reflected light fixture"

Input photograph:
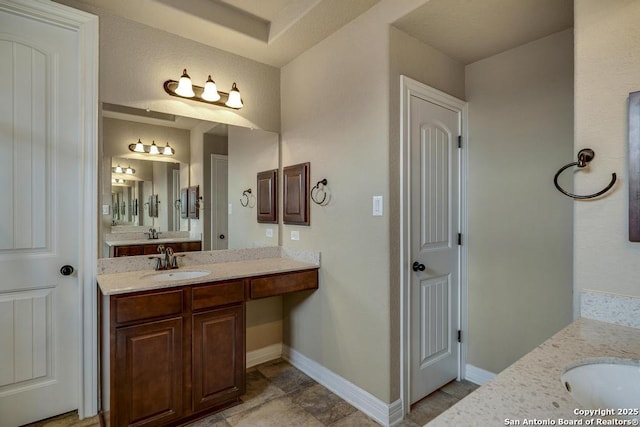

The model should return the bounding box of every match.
[128,139,175,156]
[164,68,243,109]
[112,164,136,175]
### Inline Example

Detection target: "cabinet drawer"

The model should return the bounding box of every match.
[250,269,318,299]
[114,289,183,324]
[192,281,244,311]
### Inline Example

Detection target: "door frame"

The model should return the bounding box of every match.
[399,75,468,414]
[210,154,229,250]
[1,0,100,419]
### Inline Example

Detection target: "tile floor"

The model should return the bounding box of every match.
[28,359,478,427]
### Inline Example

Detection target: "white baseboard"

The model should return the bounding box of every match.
[246,343,283,368]
[464,364,495,385]
[282,345,403,427]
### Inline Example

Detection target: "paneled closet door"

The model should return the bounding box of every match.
[0,1,87,424]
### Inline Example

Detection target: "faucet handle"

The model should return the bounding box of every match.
[157,244,165,254]
[165,247,174,257]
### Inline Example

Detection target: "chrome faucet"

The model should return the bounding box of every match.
[151,245,180,270]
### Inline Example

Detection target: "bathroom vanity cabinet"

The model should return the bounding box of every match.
[99,266,318,427]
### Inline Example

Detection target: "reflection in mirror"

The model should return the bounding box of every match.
[99,104,280,258]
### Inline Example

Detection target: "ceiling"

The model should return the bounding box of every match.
[70,0,573,68]
[392,0,574,65]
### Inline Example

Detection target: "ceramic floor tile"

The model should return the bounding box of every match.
[185,412,231,427]
[326,411,381,426]
[408,390,460,425]
[438,379,479,400]
[226,395,324,427]
[290,383,358,425]
[220,369,286,418]
[25,412,100,427]
[256,359,316,394]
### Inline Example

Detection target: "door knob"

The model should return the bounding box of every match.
[60,265,74,276]
[219,234,226,240]
[412,262,425,272]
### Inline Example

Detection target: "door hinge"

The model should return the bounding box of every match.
[458,135,462,148]
[457,233,462,245]
[457,330,462,343]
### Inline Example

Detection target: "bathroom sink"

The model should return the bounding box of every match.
[561,359,640,416]
[145,270,211,282]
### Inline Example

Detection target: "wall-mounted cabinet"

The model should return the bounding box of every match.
[283,162,310,225]
[257,169,278,223]
[189,186,200,219]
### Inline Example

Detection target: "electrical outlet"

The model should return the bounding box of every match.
[102,205,110,215]
[228,203,232,214]
[291,230,300,241]
[266,228,273,238]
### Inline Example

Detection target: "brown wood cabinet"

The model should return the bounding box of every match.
[99,268,318,427]
[111,241,202,257]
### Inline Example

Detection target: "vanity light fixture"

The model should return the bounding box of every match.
[164,68,243,109]
[128,139,175,156]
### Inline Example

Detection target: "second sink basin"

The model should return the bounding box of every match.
[561,358,640,417]
[146,270,211,282]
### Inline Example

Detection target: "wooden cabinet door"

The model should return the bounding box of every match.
[114,318,183,427]
[192,305,245,412]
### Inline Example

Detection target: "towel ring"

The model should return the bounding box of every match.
[240,189,254,207]
[311,179,329,205]
[553,148,617,199]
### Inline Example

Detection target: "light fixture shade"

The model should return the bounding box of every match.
[115,164,123,173]
[162,142,174,156]
[225,82,243,109]
[201,75,220,102]
[125,165,134,175]
[175,69,195,98]
[133,139,145,153]
[149,141,160,155]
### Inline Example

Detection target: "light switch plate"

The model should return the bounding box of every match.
[228,203,233,215]
[373,196,383,216]
[266,228,273,238]
[102,205,110,215]
[291,230,300,241]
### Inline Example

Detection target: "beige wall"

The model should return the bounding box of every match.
[465,29,574,374]
[388,27,466,398]
[54,1,281,133]
[227,126,280,250]
[280,0,445,403]
[574,0,640,303]
[280,8,391,404]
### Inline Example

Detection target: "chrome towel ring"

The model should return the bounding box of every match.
[553,148,617,199]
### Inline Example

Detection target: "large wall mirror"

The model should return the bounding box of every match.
[100,103,280,257]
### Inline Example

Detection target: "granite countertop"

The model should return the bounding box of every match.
[98,257,319,295]
[104,237,201,247]
[429,318,640,426]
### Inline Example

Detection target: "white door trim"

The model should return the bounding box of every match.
[1,0,100,419]
[399,75,468,415]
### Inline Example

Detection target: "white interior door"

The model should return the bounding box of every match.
[409,94,461,404]
[211,154,228,250]
[0,4,83,425]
